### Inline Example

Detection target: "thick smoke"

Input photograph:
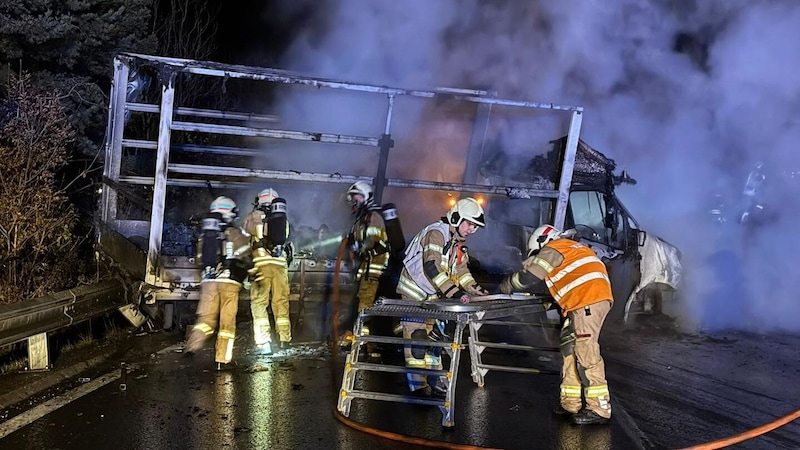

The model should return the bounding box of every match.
[260,0,800,333]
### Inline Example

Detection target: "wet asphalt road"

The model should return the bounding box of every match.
[1,303,799,450]
[0,344,632,449]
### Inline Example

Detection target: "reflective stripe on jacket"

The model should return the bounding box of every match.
[243,210,288,269]
[536,239,613,314]
[352,209,389,280]
[398,221,478,301]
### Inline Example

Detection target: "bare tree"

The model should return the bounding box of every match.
[0,74,86,303]
[151,0,226,107]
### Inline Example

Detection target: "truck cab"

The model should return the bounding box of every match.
[474,137,682,324]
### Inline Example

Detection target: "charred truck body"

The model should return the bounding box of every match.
[98,53,681,331]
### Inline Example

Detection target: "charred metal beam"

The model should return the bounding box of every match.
[146,71,176,286]
[126,103,279,123]
[160,164,559,197]
[553,110,583,229]
[171,121,380,147]
[119,53,582,112]
[122,139,264,157]
[102,176,152,212]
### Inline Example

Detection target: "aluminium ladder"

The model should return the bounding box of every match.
[336,294,558,428]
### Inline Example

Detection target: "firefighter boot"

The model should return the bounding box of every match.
[572,409,610,425]
[552,404,576,417]
[338,331,355,350]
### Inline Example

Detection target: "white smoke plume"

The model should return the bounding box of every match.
[258,0,800,333]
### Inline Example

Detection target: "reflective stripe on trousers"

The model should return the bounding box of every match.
[185,281,241,364]
[250,264,292,343]
[559,300,612,418]
[401,319,446,392]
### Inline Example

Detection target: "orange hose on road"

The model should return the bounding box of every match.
[333,408,502,450]
[678,409,800,450]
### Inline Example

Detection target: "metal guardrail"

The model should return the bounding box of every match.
[0,280,130,369]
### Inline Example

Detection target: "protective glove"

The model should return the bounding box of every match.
[449,290,471,304]
[449,289,467,300]
[350,240,364,255]
[284,242,294,265]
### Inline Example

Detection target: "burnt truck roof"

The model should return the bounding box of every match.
[519,136,637,192]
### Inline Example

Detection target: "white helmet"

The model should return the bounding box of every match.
[447,198,485,227]
[210,196,238,223]
[527,224,561,256]
[257,188,279,207]
[346,181,373,205]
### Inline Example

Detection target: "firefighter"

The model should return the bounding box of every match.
[500,224,613,425]
[185,196,252,370]
[243,188,292,353]
[341,181,390,362]
[396,197,489,397]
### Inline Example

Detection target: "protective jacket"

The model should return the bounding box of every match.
[197,215,252,285]
[397,220,484,301]
[502,238,612,314]
[243,209,289,270]
[350,204,390,281]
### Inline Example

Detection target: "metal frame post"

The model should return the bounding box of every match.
[553,110,583,229]
[462,103,493,184]
[373,94,395,204]
[145,70,177,285]
[100,57,130,224]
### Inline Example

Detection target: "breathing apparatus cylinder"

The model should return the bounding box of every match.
[266,198,288,247]
[200,215,224,271]
[381,203,405,254]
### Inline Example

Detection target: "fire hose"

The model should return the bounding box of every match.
[677,408,800,450]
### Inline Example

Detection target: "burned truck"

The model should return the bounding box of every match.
[97,53,681,332]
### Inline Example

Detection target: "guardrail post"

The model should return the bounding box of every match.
[27,333,50,371]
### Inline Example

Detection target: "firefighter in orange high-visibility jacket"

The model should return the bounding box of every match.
[185,196,253,370]
[340,181,390,360]
[397,197,489,398]
[243,188,292,353]
[500,224,613,425]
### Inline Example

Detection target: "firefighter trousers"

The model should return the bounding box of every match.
[560,300,612,418]
[356,276,381,312]
[185,281,241,364]
[250,264,291,344]
[401,318,446,393]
